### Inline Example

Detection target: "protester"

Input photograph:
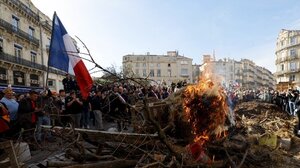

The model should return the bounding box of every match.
[82,95,91,129]
[65,90,83,128]
[91,90,104,130]
[0,88,19,127]
[17,90,41,130]
[35,89,53,143]
[62,74,76,93]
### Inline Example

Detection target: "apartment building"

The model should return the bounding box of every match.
[200,55,275,89]
[0,0,65,92]
[275,29,300,89]
[122,51,193,85]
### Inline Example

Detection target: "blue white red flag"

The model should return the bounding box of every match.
[48,12,93,99]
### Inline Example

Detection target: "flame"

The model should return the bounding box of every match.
[183,75,229,145]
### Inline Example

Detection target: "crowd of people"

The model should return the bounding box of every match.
[0,76,177,143]
[2,73,300,143]
[224,87,300,135]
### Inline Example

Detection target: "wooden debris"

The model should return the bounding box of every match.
[23,99,300,168]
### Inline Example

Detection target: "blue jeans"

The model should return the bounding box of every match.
[36,115,51,141]
[289,101,296,115]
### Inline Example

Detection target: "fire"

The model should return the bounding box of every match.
[183,76,229,145]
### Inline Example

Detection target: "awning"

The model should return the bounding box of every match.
[0,85,43,94]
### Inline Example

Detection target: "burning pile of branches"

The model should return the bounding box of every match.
[182,76,229,163]
[27,75,300,168]
[183,77,229,144]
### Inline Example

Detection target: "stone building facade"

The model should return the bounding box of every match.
[122,51,193,85]
[200,55,275,89]
[275,29,300,90]
[0,0,65,92]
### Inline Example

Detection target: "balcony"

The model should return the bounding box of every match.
[0,18,39,46]
[274,70,289,76]
[0,51,66,76]
[275,68,300,76]
[180,73,189,77]
[0,51,44,70]
[275,55,300,64]
[5,0,39,21]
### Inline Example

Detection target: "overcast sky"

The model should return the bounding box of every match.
[31,0,300,76]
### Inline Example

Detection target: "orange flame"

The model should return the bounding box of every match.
[183,75,229,145]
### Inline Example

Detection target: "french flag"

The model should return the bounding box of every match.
[48,12,93,99]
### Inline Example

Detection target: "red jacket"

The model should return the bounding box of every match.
[0,103,10,133]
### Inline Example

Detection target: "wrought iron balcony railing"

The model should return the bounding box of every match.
[0,51,66,76]
[0,51,44,70]
[0,18,39,46]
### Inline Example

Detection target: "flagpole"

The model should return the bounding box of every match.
[46,12,57,88]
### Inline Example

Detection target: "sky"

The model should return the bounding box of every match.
[31,0,300,76]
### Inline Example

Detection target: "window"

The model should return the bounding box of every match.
[150,69,154,77]
[12,15,19,31]
[142,63,146,67]
[0,67,7,83]
[135,69,139,75]
[290,37,296,45]
[14,44,22,58]
[31,51,37,63]
[157,63,160,67]
[48,80,55,87]
[29,26,35,38]
[181,68,188,76]
[281,64,284,71]
[30,74,39,87]
[290,49,296,57]
[290,62,296,71]
[0,39,3,53]
[150,63,154,67]
[168,63,171,67]
[143,69,146,77]
[13,71,25,85]
[290,75,296,82]
[157,69,161,77]
[136,63,139,67]
[167,69,171,77]
[181,61,188,64]
[281,41,284,47]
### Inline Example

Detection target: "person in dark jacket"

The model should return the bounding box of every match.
[109,86,129,131]
[17,90,41,130]
[65,91,83,128]
[62,74,76,93]
[288,89,297,116]
[35,89,53,143]
[91,90,104,130]
[82,95,91,129]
